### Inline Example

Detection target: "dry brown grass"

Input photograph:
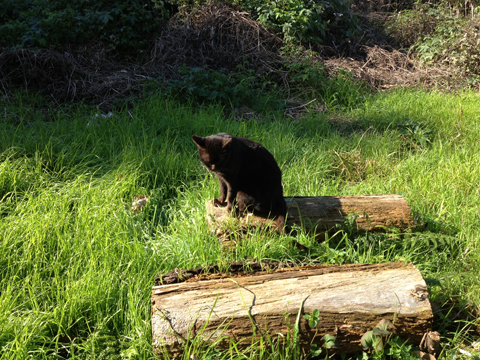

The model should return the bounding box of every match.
[0,43,158,109]
[324,45,457,91]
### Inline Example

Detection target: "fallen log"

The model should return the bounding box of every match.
[151,262,432,356]
[207,195,413,240]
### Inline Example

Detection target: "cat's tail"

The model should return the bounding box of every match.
[273,214,285,233]
[275,213,308,252]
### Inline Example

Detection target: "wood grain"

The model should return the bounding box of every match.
[207,195,413,238]
[152,262,432,355]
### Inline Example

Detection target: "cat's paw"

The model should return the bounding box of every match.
[236,201,247,213]
[226,202,234,213]
[214,198,227,207]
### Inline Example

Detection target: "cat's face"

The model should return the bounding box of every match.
[192,134,232,172]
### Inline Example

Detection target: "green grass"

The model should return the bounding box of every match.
[1,88,480,359]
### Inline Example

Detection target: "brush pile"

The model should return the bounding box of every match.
[0,3,281,109]
[151,2,281,74]
[0,43,155,108]
[324,45,455,90]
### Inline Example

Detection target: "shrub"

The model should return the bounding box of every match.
[387,2,480,75]
[237,0,358,44]
[0,0,163,50]
[413,17,480,75]
[256,0,328,43]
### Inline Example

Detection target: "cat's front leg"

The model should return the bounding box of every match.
[225,183,237,212]
[214,176,228,207]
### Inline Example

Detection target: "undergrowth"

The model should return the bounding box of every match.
[0,0,359,51]
[0,0,163,50]
[387,1,480,78]
[149,49,370,115]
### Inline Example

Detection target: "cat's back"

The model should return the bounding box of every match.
[236,136,280,172]
[236,136,263,149]
[236,136,273,156]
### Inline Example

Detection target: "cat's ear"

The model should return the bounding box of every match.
[221,137,232,148]
[192,135,206,149]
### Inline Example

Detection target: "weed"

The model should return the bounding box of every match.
[361,319,418,360]
[396,118,433,150]
[303,309,336,358]
[154,65,284,114]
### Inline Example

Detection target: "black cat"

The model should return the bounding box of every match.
[192,133,287,229]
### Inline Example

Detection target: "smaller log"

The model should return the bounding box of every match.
[151,262,433,356]
[207,195,413,239]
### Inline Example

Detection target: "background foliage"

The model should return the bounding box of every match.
[0,0,163,49]
[386,1,480,76]
[0,0,358,50]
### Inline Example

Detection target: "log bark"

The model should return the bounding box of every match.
[151,262,432,356]
[207,195,413,239]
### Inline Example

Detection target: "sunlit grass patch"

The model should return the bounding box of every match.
[1,88,480,358]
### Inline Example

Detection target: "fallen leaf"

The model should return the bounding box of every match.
[131,195,150,213]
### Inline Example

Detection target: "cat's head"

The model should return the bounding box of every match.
[192,134,233,172]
